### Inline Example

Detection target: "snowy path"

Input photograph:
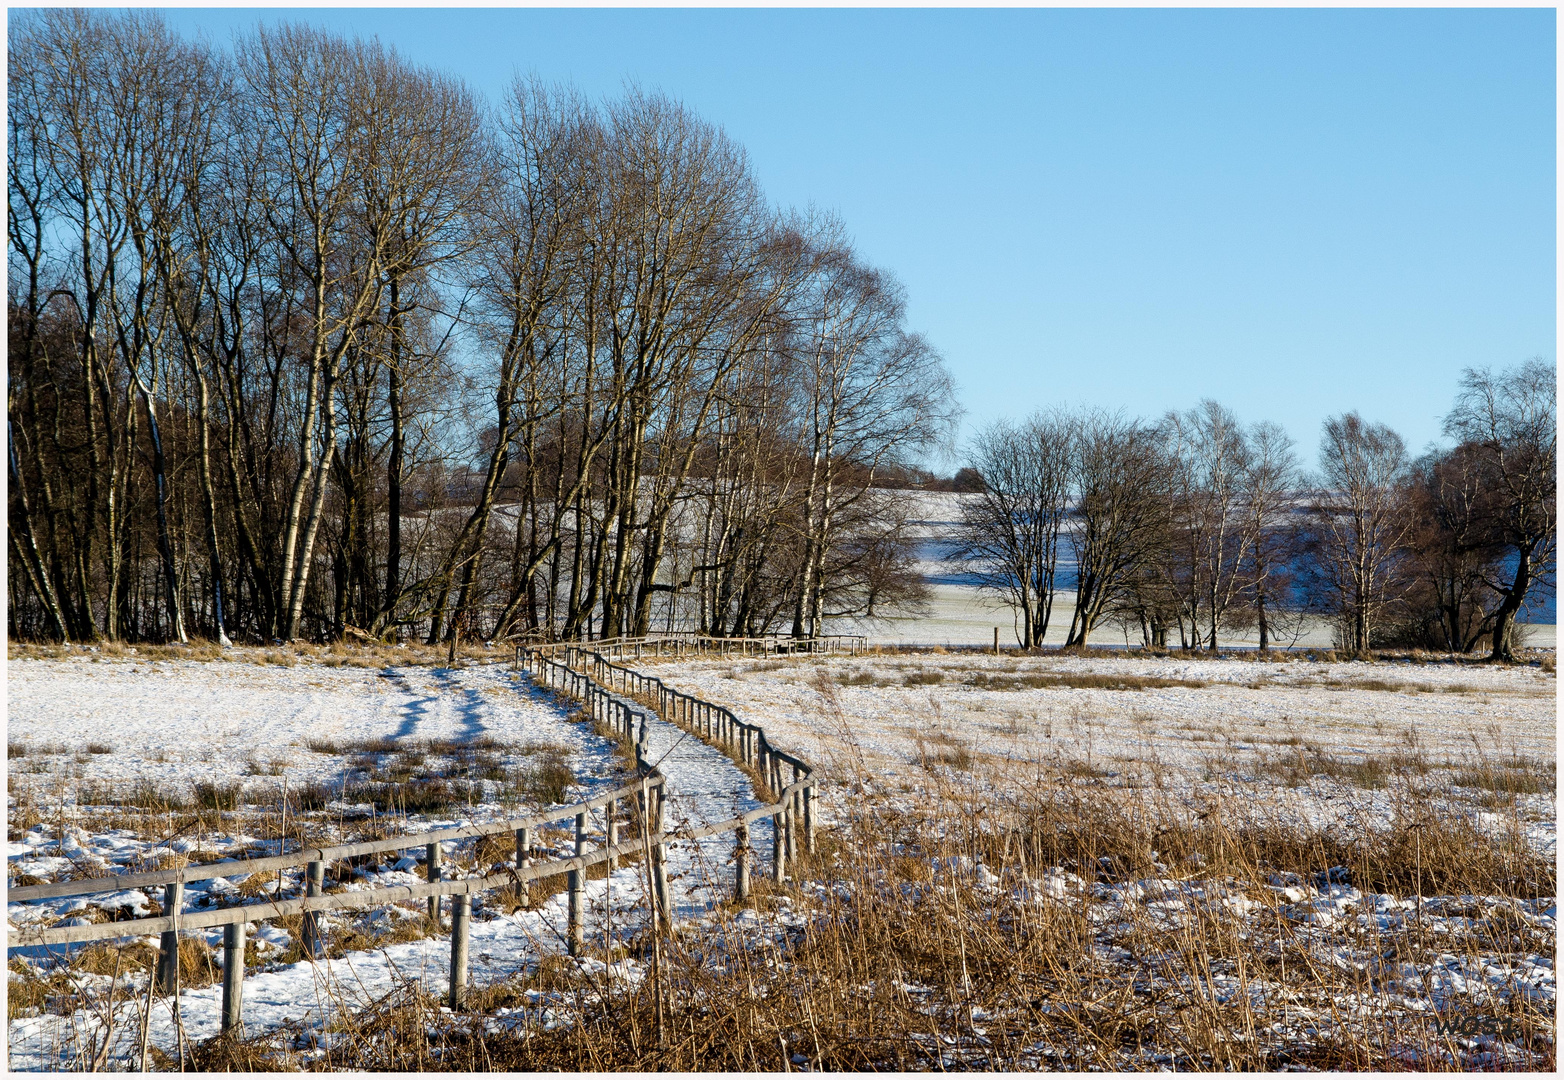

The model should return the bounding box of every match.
[616,683,770,919]
[7,660,768,1070]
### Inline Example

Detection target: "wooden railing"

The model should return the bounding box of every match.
[521,644,818,874]
[7,642,822,1042]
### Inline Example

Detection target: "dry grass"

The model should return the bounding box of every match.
[965,669,1209,691]
[10,644,1553,1070]
[171,767,1554,1071]
[834,666,1211,691]
[1251,746,1433,790]
[7,637,517,670]
[7,634,519,668]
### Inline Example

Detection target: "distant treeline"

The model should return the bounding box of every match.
[7,10,959,646]
[955,365,1555,661]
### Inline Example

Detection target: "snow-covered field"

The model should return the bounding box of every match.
[7,646,1557,1070]
[6,656,618,802]
[6,652,770,1070]
[642,651,1555,840]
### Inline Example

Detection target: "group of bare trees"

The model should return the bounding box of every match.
[957,361,1555,661]
[8,10,958,646]
[957,404,1298,652]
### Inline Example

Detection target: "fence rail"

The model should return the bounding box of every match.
[6,779,660,905]
[7,634,824,1042]
[531,644,817,827]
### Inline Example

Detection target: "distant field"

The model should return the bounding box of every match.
[860,581,1559,649]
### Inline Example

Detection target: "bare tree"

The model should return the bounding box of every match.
[1064,411,1170,648]
[787,236,959,639]
[956,412,1072,647]
[1237,420,1301,651]
[11,9,142,640]
[1441,359,1556,661]
[344,46,486,639]
[1161,400,1254,650]
[1403,444,1507,652]
[1310,412,1414,655]
[236,25,393,639]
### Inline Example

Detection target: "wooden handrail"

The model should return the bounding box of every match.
[6,775,662,904]
[6,781,812,950]
[552,646,814,778]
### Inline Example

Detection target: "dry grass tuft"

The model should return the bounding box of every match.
[966,670,1210,691]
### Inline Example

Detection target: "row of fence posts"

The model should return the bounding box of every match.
[557,647,816,886]
[533,655,677,960]
[170,778,668,1027]
[212,846,428,1029]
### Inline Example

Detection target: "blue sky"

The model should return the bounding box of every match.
[159,6,1555,468]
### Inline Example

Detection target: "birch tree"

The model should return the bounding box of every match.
[956,412,1072,648]
[1310,412,1414,655]
[1441,360,1556,661]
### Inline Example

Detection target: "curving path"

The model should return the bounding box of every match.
[596,681,771,921]
[7,658,769,1070]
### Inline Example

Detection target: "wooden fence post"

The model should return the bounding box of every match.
[449,893,471,1010]
[652,839,672,928]
[649,780,671,924]
[787,781,799,863]
[734,823,751,901]
[515,826,531,908]
[785,802,796,865]
[772,812,786,881]
[426,843,442,926]
[221,921,245,1032]
[155,881,183,993]
[567,811,585,956]
[303,860,325,958]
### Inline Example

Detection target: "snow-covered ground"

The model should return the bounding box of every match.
[639,651,1557,853]
[7,647,1555,1069]
[6,653,770,1070]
